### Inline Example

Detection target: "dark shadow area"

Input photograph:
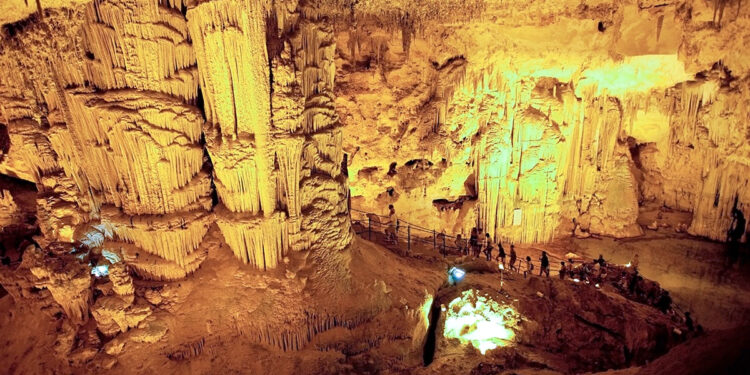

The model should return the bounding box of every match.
[422,297,441,366]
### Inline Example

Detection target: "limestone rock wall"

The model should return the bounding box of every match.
[337,0,750,244]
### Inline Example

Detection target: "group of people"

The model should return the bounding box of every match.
[454,227,552,278]
[557,254,609,283]
[377,209,697,332]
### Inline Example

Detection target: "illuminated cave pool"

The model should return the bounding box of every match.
[443,290,520,355]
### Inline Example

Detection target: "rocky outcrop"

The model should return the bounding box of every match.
[22,246,93,324]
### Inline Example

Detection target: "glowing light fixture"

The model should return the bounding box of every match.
[625,262,631,268]
[443,290,520,354]
[449,267,466,284]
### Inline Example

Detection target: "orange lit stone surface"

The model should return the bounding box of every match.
[0,1,748,374]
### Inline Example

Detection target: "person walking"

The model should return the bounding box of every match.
[469,228,479,258]
[631,253,640,272]
[684,312,694,331]
[455,234,467,256]
[728,207,746,243]
[483,233,493,261]
[524,256,533,279]
[539,251,550,277]
[496,241,506,268]
[509,245,517,272]
[559,261,566,280]
[385,204,398,244]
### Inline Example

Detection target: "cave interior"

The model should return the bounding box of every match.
[0,0,749,374]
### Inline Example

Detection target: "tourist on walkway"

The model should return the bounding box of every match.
[469,228,479,258]
[455,234,467,256]
[539,251,550,277]
[656,290,672,314]
[524,256,533,279]
[629,270,640,295]
[384,204,398,244]
[728,208,746,243]
[631,253,639,271]
[496,241,506,268]
[509,245,517,272]
[483,233,493,261]
[684,312,694,331]
[559,261,566,280]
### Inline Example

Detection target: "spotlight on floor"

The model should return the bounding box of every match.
[449,267,466,285]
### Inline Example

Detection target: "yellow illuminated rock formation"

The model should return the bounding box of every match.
[340,0,750,245]
[0,0,748,372]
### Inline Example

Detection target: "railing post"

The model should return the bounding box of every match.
[407,225,411,253]
[442,235,446,257]
[433,230,436,252]
[368,216,371,241]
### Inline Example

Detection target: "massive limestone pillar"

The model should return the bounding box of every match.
[52,0,213,281]
[187,0,352,271]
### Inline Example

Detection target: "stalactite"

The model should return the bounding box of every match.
[82,0,198,102]
[272,41,305,133]
[101,204,214,267]
[112,241,208,281]
[188,0,277,220]
[463,72,642,243]
[215,209,289,270]
[276,136,305,219]
[56,90,208,215]
[186,0,271,136]
[669,79,718,147]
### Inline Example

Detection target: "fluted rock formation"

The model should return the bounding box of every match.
[186,0,351,270]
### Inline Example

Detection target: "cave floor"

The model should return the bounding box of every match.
[1,223,749,374]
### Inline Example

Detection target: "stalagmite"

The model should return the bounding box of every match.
[22,247,92,324]
[689,160,750,241]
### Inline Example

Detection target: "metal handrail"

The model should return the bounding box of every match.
[350,207,490,257]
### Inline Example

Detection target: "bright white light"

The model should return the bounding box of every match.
[91,264,109,278]
[625,262,631,268]
[449,267,466,283]
[498,263,504,270]
[443,290,520,355]
[595,284,600,288]
[573,278,580,283]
